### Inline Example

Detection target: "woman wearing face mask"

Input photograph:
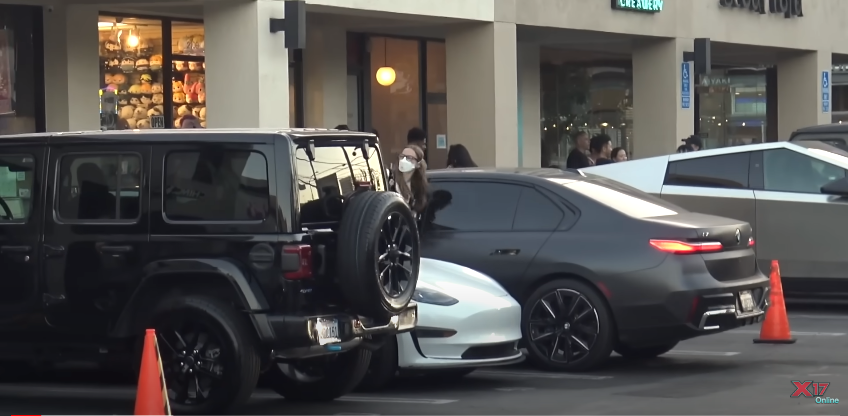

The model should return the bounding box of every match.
[394,144,429,215]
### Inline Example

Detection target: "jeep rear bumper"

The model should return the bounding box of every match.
[262,302,418,359]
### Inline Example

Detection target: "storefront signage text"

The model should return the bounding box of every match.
[718,0,803,18]
[611,0,663,13]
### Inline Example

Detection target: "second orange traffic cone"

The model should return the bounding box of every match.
[135,329,172,415]
[754,260,796,344]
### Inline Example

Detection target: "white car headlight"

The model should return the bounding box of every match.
[413,287,458,306]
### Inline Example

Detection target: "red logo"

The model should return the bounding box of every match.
[791,380,830,397]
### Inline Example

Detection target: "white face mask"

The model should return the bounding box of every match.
[398,158,417,173]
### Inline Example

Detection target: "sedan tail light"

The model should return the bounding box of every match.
[649,239,722,254]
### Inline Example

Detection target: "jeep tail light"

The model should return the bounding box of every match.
[282,244,313,279]
[649,239,722,254]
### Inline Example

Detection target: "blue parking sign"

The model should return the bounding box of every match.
[681,62,691,109]
[822,71,831,113]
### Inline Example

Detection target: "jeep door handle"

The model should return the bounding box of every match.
[99,245,133,254]
[0,245,31,254]
[44,244,65,257]
[490,249,520,256]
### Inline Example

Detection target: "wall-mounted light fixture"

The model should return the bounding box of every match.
[375,38,396,87]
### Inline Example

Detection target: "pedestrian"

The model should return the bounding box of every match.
[446,144,477,168]
[611,147,628,162]
[589,134,614,165]
[394,144,429,215]
[677,135,702,153]
[566,131,592,169]
[407,127,427,150]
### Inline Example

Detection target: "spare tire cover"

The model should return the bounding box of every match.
[336,191,419,318]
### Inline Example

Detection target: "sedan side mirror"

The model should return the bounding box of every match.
[821,177,848,197]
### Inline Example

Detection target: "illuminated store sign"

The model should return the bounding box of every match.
[611,0,663,13]
[718,0,803,18]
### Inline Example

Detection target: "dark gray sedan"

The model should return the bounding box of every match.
[584,140,848,301]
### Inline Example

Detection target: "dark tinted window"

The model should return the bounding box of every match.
[57,153,141,221]
[664,153,750,189]
[513,188,564,231]
[164,149,269,221]
[295,144,384,224]
[426,181,521,231]
[0,154,35,222]
[763,148,847,194]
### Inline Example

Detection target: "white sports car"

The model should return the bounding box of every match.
[357,258,523,391]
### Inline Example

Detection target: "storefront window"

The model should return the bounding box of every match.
[98,17,165,130]
[0,5,40,135]
[831,66,848,124]
[540,49,633,167]
[370,37,421,160]
[697,71,767,148]
[172,22,205,128]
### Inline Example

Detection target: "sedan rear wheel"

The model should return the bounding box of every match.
[522,279,615,372]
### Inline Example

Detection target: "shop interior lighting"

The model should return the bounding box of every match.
[99,22,127,28]
[126,26,140,48]
[375,39,396,87]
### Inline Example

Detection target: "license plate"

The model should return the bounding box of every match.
[316,318,340,345]
[739,291,755,312]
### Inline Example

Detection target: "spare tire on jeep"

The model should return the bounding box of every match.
[336,191,419,318]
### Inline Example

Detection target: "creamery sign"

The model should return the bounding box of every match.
[611,0,663,13]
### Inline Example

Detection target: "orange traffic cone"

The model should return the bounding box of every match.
[135,329,172,415]
[754,260,796,344]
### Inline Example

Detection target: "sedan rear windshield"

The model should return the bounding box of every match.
[548,177,680,219]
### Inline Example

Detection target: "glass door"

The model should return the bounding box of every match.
[171,21,205,128]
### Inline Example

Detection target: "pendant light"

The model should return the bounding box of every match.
[375,38,396,87]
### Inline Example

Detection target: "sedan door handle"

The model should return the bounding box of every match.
[44,244,65,258]
[490,249,520,256]
[0,245,31,254]
[99,245,133,254]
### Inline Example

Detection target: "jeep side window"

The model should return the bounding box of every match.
[57,153,141,221]
[0,154,35,222]
[163,149,270,221]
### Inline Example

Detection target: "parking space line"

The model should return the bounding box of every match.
[731,330,845,336]
[665,350,740,356]
[474,370,613,380]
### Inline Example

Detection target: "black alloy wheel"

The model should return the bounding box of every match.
[148,296,261,415]
[523,280,615,372]
[158,327,224,405]
[377,212,414,299]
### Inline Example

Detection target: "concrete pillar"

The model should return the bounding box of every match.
[204,0,289,128]
[303,24,348,128]
[43,4,100,132]
[517,42,541,168]
[631,38,694,158]
[446,22,518,167]
[777,50,832,139]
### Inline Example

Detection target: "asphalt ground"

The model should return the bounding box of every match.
[0,306,845,415]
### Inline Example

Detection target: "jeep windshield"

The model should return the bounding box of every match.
[295,138,385,226]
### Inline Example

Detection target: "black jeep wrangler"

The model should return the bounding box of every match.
[0,129,419,413]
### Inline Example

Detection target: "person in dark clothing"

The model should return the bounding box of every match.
[589,134,613,165]
[611,147,627,162]
[446,144,477,168]
[407,127,427,150]
[677,135,702,153]
[565,131,592,169]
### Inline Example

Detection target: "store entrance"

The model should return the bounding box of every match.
[695,66,773,148]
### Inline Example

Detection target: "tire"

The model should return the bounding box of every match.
[268,348,372,401]
[615,341,678,360]
[147,295,261,415]
[337,191,419,318]
[522,279,615,372]
[356,337,398,392]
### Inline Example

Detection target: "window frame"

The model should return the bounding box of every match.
[512,186,566,232]
[760,148,848,195]
[161,148,272,225]
[0,153,37,224]
[664,152,752,189]
[53,151,143,225]
[425,179,525,233]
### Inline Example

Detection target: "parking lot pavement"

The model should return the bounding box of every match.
[1,308,846,415]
